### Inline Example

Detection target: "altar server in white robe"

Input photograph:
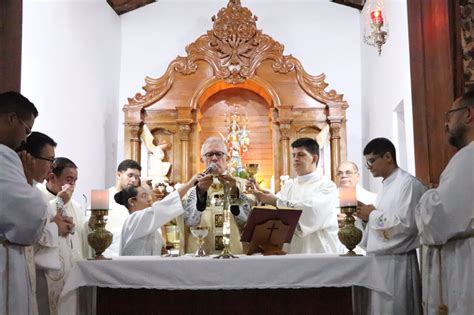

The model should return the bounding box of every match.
[0,91,48,315]
[102,159,141,257]
[37,157,88,315]
[356,137,426,315]
[117,174,200,256]
[415,91,474,315]
[250,137,340,254]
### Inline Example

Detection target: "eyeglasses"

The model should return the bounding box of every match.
[444,106,470,122]
[336,171,358,177]
[365,155,382,168]
[19,119,32,137]
[202,151,226,159]
[34,156,55,164]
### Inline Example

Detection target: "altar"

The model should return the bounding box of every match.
[61,254,390,314]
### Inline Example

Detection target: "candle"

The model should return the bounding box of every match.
[339,186,357,207]
[370,10,383,24]
[91,190,109,209]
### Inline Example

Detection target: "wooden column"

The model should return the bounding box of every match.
[278,122,292,176]
[327,101,347,181]
[408,0,462,186]
[178,123,191,182]
[125,123,141,162]
[0,0,22,93]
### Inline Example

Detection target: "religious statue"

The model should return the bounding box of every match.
[220,112,250,178]
[141,124,172,185]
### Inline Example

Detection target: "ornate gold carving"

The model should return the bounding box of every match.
[279,122,291,140]
[128,124,141,142]
[126,0,344,108]
[178,124,191,141]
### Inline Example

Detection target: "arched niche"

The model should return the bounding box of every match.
[123,0,348,192]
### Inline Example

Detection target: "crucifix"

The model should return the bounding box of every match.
[267,223,279,241]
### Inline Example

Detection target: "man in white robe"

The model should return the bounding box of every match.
[18,132,75,315]
[356,137,426,315]
[251,137,340,254]
[37,157,87,315]
[415,91,474,315]
[0,91,48,315]
[102,159,141,257]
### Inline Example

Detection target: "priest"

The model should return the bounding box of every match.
[182,137,254,255]
[415,91,473,315]
[249,137,340,254]
[356,137,426,315]
[0,92,48,315]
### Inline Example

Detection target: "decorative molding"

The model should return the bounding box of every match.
[126,0,344,108]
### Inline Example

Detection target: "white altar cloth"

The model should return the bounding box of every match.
[62,254,390,296]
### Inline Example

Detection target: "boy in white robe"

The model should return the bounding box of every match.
[249,137,340,254]
[0,91,48,315]
[356,137,426,315]
[117,174,200,256]
[415,91,474,315]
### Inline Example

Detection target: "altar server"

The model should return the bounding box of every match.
[102,159,142,257]
[355,137,426,315]
[117,174,200,256]
[0,91,48,315]
[250,137,340,254]
[415,91,474,315]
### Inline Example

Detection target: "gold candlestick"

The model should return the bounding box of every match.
[214,184,238,259]
[338,206,362,256]
[88,209,113,260]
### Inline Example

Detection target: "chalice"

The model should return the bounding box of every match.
[190,226,209,257]
[165,225,181,256]
[245,163,259,179]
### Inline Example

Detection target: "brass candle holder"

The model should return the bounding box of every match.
[338,206,362,256]
[214,185,238,259]
[88,209,113,260]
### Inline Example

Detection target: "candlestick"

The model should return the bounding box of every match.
[339,186,357,207]
[91,189,109,209]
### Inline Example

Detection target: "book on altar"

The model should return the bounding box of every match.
[240,206,302,255]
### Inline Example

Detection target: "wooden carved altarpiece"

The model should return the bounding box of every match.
[123,0,348,192]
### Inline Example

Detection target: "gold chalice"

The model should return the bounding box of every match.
[245,163,259,179]
[190,226,209,257]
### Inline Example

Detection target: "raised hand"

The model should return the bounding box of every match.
[57,184,75,204]
[18,150,35,185]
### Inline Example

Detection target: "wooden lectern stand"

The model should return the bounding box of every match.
[241,207,302,255]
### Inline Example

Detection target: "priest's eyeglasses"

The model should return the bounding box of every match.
[444,106,469,122]
[202,151,226,159]
[365,156,381,168]
[19,118,32,137]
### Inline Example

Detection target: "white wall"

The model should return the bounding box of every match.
[21,0,121,204]
[118,0,363,176]
[360,0,414,192]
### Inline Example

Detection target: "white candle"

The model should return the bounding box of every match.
[339,186,357,207]
[91,190,109,209]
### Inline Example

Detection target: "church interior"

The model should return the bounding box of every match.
[0,0,471,313]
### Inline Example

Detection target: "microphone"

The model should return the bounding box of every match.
[195,163,218,185]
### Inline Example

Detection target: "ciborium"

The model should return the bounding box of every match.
[338,206,363,256]
[165,224,181,256]
[88,209,113,260]
[190,226,209,257]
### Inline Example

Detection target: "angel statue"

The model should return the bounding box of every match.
[141,124,172,185]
